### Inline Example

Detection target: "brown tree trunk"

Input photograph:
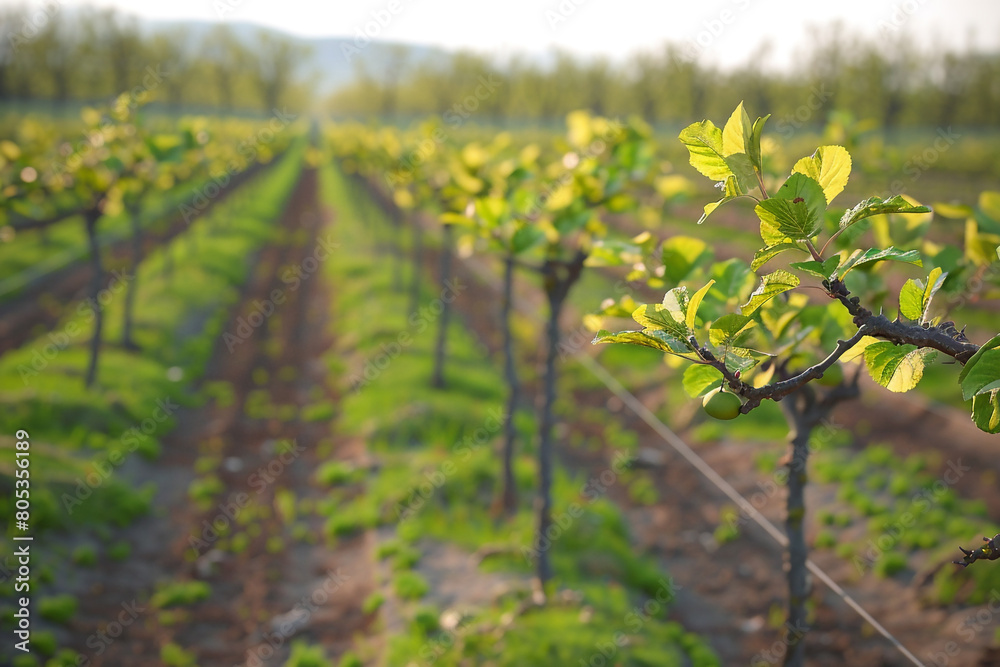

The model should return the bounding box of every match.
[83,207,103,387]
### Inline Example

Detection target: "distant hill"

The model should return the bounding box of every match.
[141,19,450,95]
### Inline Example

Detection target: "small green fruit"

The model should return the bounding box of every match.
[816,363,844,387]
[702,388,742,420]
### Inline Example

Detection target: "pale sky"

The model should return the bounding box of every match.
[9,0,1000,67]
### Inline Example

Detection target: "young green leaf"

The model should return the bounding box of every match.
[709,313,757,347]
[661,286,691,325]
[832,247,922,280]
[440,212,476,226]
[741,269,800,316]
[475,197,508,226]
[838,195,931,233]
[959,334,1000,400]
[661,236,711,283]
[686,280,715,332]
[682,364,724,398]
[755,174,826,241]
[632,302,690,340]
[723,153,759,195]
[678,120,731,181]
[971,390,1000,434]
[864,342,926,392]
[791,146,852,205]
[790,256,840,280]
[751,242,806,271]
[718,347,760,374]
[979,191,1000,223]
[698,175,742,224]
[510,224,543,254]
[593,329,692,355]
[722,102,752,156]
[898,279,925,321]
[747,114,770,175]
[899,266,946,322]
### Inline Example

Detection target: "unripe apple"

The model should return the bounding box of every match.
[702,387,742,420]
[815,363,844,387]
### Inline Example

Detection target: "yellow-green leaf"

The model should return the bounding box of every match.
[980,191,1000,223]
[686,280,715,332]
[678,120,731,181]
[722,102,752,156]
[971,390,1000,434]
[791,145,852,205]
[741,269,799,316]
[864,342,925,392]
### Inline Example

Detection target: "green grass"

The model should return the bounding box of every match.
[37,595,77,624]
[151,581,211,609]
[393,572,430,600]
[284,641,332,667]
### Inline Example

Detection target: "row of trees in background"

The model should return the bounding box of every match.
[330,28,1000,129]
[0,6,312,113]
[329,104,1000,666]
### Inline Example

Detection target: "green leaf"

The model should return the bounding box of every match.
[980,191,1000,223]
[791,145,852,205]
[661,236,711,283]
[838,195,931,233]
[748,114,770,175]
[474,197,508,226]
[833,247,922,280]
[510,225,543,254]
[661,286,691,325]
[741,269,800,316]
[699,199,729,225]
[678,120,731,181]
[959,334,1000,400]
[722,152,758,194]
[899,266,945,322]
[686,280,715,332]
[709,314,757,347]
[682,364,724,398]
[710,258,752,302]
[971,390,1000,434]
[751,243,805,271]
[755,174,826,241]
[790,256,840,280]
[592,329,692,355]
[864,342,925,392]
[632,302,689,341]
[898,279,924,321]
[440,212,475,227]
[922,266,946,315]
[718,347,760,374]
[722,102,752,156]
[931,202,974,219]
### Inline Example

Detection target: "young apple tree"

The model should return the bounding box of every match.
[593,102,1000,665]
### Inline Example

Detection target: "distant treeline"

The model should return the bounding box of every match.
[0,5,312,113]
[329,28,1000,130]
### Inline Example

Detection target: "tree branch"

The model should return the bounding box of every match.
[827,278,979,364]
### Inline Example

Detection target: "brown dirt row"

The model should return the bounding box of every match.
[63,166,375,666]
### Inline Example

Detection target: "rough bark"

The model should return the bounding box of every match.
[121,202,141,350]
[781,394,812,667]
[534,251,587,595]
[83,207,103,388]
[408,222,423,318]
[497,254,519,515]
